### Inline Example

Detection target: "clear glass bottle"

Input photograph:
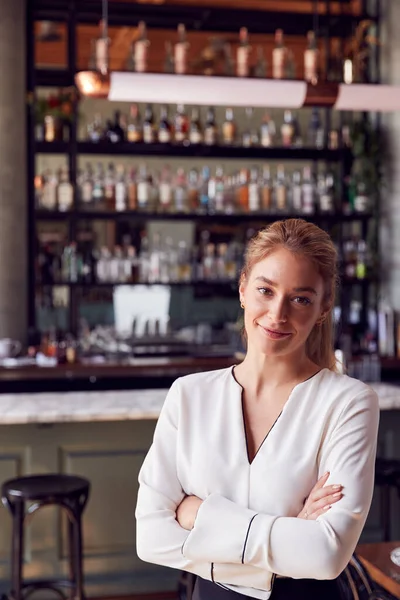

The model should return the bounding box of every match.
[127,104,142,143]
[248,167,261,213]
[157,105,172,143]
[137,164,150,212]
[92,163,105,206]
[42,169,58,210]
[80,164,94,207]
[174,168,188,213]
[143,104,156,144]
[260,111,276,148]
[274,165,287,212]
[214,166,225,213]
[164,41,175,74]
[158,165,173,213]
[222,108,236,145]
[261,166,273,213]
[188,168,200,212]
[57,167,73,212]
[281,110,295,147]
[204,107,218,146]
[199,166,211,214]
[189,107,203,145]
[307,108,324,149]
[291,170,303,213]
[318,171,335,213]
[104,162,116,210]
[174,24,189,75]
[272,29,287,79]
[177,240,191,282]
[87,113,104,142]
[242,107,257,147]
[115,164,127,212]
[236,27,251,77]
[94,19,109,75]
[302,166,316,214]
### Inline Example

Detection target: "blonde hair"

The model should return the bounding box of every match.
[240,219,339,372]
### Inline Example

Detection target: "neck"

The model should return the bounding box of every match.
[235,346,319,393]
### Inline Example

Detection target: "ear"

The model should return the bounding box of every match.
[239,275,246,304]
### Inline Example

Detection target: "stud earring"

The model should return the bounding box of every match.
[240,301,245,309]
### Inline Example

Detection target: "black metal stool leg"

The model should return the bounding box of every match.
[68,516,76,600]
[10,500,24,600]
[71,512,85,600]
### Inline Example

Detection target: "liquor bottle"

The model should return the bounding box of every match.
[174,24,189,75]
[174,168,188,213]
[214,166,225,213]
[127,168,137,210]
[204,107,218,146]
[261,166,272,212]
[199,166,211,214]
[158,165,173,213]
[272,29,287,79]
[174,104,189,143]
[127,104,142,143]
[134,21,150,73]
[137,164,150,212]
[104,162,116,209]
[41,169,58,210]
[222,108,236,145]
[304,31,319,84]
[317,171,335,213]
[281,110,295,147]
[285,49,296,80]
[242,107,256,147]
[57,167,73,212]
[254,46,267,78]
[115,164,127,212]
[189,107,203,144]
[238,169,249,213]
[164,41,175,74]
[177,240,191,282]
[291,170,303,213]
[87,113,104,142]
[158,105,172,143]
[248,167,261,213]
[203,244,217,280]
[274,165,287,212]
[188,168,200,212]
[307,108,324,149]
[260,111,276,148]
[94,19,109,75]
[302,166,315,214]
[143,104,156,143]
[236,27,251,77]
[223,43,235,76]
[34,173,44,208]
[92,163,105,205]
[112,110,125,142]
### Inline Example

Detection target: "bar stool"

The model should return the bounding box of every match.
[1,474,90,600]
[375,457,400,541]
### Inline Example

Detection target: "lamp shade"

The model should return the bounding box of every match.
[75,71,110,98]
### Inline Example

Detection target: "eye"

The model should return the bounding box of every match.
[293,296,312,306]
[257,287,273,296]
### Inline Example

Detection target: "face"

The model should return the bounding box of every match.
[239,247,328,359]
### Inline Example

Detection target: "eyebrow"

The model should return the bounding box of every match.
[254,276,318,296]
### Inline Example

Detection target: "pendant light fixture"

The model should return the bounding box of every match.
[75,0,111,98]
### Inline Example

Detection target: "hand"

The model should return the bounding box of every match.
[176,495,203,530]
[297,472,343,520]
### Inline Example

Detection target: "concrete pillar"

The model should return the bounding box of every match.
[0,0,27,342]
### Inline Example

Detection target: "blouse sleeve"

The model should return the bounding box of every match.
[182,388,379,580]
[135,379,212,579]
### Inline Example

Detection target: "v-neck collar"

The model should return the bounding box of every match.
[229,366,325,466]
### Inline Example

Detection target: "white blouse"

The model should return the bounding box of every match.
[135,366,380,600]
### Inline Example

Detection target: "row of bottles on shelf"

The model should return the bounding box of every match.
[94,21,351,83]
[35,162,371,216]
[37,230,373,286]
[86,105,344,150]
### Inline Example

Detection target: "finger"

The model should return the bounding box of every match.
[313,472,330,490]
[307,492,342,514]
[308,504,332,520]
[309,484,343,503]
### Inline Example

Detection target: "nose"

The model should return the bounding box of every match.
[269,296,288,324]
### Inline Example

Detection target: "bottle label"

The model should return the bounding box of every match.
[261,127,272,148]
[82,181,93,203]
[281,123,294,147]
[143,124,155,144]
[223,123,235,144]
[58,186,73,211]
[262,187,272,210]
[43,184,57,210]
[127,128,141,143]
[115,183,127,211]
[320,193,333,212]
[137,182,149,206]
[273,48,285,79]
[190,130,203,144]
[135,41,148,72]
[174,44,187,74]
[304,49,318,83]
[302,184,314,213]
[159,182,172,206]
[237,47,250,77]
[204,127,216,146]
[249,184,260,212]
[276,186,286,210]
[292,186,302,212]
[158,129,171,143]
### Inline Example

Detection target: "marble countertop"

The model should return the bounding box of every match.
[0,382,398,425]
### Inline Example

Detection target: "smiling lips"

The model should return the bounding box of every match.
[259,325,292,340]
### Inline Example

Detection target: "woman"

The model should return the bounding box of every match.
[135,219,379,600]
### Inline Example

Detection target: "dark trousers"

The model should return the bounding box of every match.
[193,576,342,600]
